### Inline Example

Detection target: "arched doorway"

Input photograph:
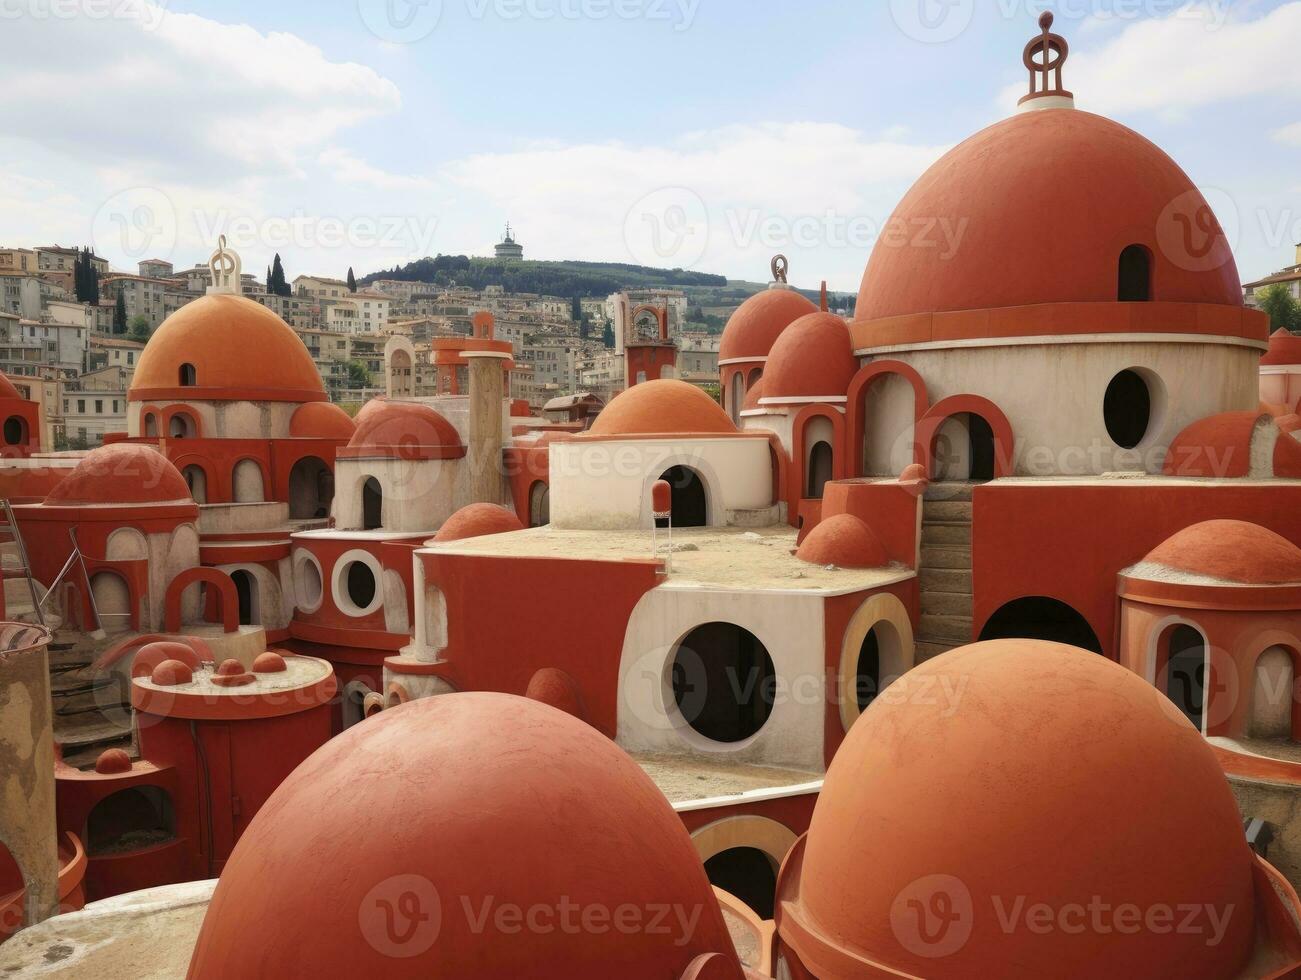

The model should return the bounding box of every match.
[806,441,833,499]
[86,786,174,856]
[181,464,207,504]
[528,481,550,528]
[2,417,26,446]
[671,622,774,743]
[703,847,778,919]
[979,597,1102,653]
[656,466,707,528]
[288,456,333,519]
[230,570,256,626]
[362,477,383,531]
[934,413,995,482]
[1163,625,1206,731]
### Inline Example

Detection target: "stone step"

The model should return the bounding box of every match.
[921,500,972,524]
[919,613,972,644]
[914,640,957,663]
[921,523,972,547]
[920,591,974,618]
[919,567,973,593]
[923,481,975,503]
[919,546,972,570]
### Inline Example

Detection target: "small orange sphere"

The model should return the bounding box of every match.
[95,748,133,775]
[150,658,194,687]
[253,652,287,674]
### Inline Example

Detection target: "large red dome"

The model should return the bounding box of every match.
[188,693,741,978]
[856,109,1242,324]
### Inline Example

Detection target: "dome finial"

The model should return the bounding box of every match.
[770,254,789,287]
[1019,9,1074,112]
[207,235,242,295]
[820,280,829,312]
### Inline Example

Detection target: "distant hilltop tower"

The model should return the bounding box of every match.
[494,222,524,261]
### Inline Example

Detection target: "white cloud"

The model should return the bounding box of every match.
[1274,122,1301,146]
[0,1,400,181]
[998,1,1301,118]
[318,149,434,191]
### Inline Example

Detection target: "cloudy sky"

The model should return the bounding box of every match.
[1,0,1298,292]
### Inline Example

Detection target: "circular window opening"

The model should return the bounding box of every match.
[295,552,323,611]
[1104,369,1152,450]
[671,623,775,743]
[3,417,25,446]
[346,561,377,610]
[855,627,881,712]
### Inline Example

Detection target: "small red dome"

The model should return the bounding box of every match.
[253,652,287,673]
[1136,519,1301,585]
[776,640,1261,978]
[1163,411,1268,479]
[590,379,735,437]
[130,294,324,401]
[1262,328,1301,367]
[761,312,856,401]
[290,402,356,440]
[719,287,819,362]
[795,514,888,569]
[94,748,133,774]
[130,641,202,678]
[150,659,194,687]
[857,110,1242,323]
[433,503,524,543]
[524,667,586,722]
[187,693,741,978]
[0,373,21,400]
[347,401,462,451]
[45,444,191,506]
[212,659,254,687]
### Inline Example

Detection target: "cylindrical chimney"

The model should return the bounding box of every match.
[464,351,508,505]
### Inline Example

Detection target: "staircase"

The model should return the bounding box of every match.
[49,630,135,768]
[915,483,974,662]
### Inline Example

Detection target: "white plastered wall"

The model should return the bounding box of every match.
[616,586,827,771]
[333,457,458,533]
[871,338,1260,475]
[549,437,772,530]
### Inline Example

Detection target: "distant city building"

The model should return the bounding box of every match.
[493,222,524,261]
[1244,243,1301,307]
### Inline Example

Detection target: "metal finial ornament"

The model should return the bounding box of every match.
[771,254,789,284]
[820,281,829,312]
[206,235,242,295]
[1020,10,1072,106]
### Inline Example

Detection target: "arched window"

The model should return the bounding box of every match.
[729,373,743,423]
[168,412,196,439]
[1118,244,1152,302]
[807,441,833,499]
[178,363,197,386]
[671,622,774,743]
[1164,625,1206,731]
[656,466,707,528]
[362,477,383,531]
[230,570,256,626]
[289,456,333,520]
[528,481,550,528]
[978,597,1103,653]
[934,413,995,483]
[181,464,207,504]
[2,417,26,446]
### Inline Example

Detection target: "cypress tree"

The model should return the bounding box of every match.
[347,267,357,293]
[113,291,127,334]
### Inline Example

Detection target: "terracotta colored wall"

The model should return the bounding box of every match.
[418,551,663,737]
[974,482,1301,659]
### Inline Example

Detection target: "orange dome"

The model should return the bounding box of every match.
[857,110,1242,323]
[590,379,736,437]
[1135,519,1301,585]
[776,640,1261,978]
[433,503,524,542]
[188,693,741,978]
[347,402,462,451]
[94,748,133,774]
[290,402,356,440]
[719,288,818,362]
[1262,328,1301,367]
[130,294,324,402]
[742,377,767,411]
[0,373,21,400]
[44,444,191,506]
[762,312,856,401]
[795,514,888,569]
